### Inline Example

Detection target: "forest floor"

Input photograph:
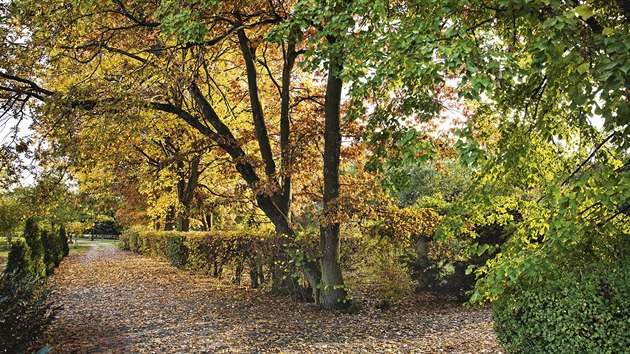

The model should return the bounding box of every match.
[43,241,503,353]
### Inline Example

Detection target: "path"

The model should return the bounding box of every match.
[44,241,502,353]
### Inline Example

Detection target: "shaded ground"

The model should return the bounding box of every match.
[44,241,502,353]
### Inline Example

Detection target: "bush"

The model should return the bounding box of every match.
[493,259,630,353]
[54,231,64,266]
[23,218,46,278]
[41,230,62,275]
[4,238,32,276]
[59,226,69,257]
[0,271,59,353]
[372,258,413,307]
[119,226,142,251]
[166,234,187,268]
[121,229,277,286]
[341,229,413,306]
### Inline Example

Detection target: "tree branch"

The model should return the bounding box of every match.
[0,72,54,97]
[237,28,276,179]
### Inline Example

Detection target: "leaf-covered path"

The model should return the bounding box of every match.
[45,241,502,353]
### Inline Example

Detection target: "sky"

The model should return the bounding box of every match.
[0,113,37,187]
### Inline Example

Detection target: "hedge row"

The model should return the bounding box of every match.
[5,219,69,278]
[493,258,630,353]
[120,228,281,287]
[2,219,67,353]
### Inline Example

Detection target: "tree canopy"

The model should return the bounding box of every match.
[0,0,628,310]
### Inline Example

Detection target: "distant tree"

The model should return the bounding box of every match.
[0,195,21,242]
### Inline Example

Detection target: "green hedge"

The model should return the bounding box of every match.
[5,220,69,278]
[120,229,278,286]
[4,238,32,277]
[60,226,70,257]
[166,234,187,268]
[2,219,69,353]
[493,259,630,353]
[41,229,63,275]
[23,218,46,278]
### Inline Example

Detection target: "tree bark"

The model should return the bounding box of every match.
[279,43,298,223]
[237,29,276,179]
[176,155,201,232]
[319,45,348,310]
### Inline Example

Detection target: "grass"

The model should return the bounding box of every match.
[0,237,119,270]
[69,239,120,255]
[70,242,92,254]
[0,236,9,271]
[94,238,121,246]
[0,249,8,272]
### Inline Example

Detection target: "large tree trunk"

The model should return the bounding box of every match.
[176,156,201,232]
[319,47,348,310]
[256,194,321,301]
[279,44,298,225]
[177,213,190,232]
[267,42,302,298]
[319,224,346,308]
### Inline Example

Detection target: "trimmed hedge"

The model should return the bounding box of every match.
[166,234,187,268]
[120,229,278,286]
[493,259,630,353]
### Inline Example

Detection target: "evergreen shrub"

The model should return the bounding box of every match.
[4,238,32,276]
[0,272,59,353]
[41,230,62,275]
[59,226,69,257]
[23,218,46,278]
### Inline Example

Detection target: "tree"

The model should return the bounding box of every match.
[4,0,624,311]
[0,0,366,308]
[0,194,21,241]
[357,0,630,303]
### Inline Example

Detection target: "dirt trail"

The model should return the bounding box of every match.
[45,242,502,353]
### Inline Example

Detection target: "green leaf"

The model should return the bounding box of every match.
[477,243,489,256]
[575,4,594,21]
[577,62,590,74]
[465,264,475,275]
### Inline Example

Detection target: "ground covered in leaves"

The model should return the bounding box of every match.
[43,241,502,353]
